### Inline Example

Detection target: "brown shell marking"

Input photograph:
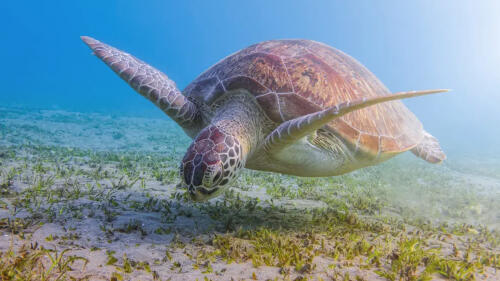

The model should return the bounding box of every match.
[184,40,424,155]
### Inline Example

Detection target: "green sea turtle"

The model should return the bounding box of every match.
[81,36,447,201]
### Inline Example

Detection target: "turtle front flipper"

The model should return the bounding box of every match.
[81,36,200,130]
[262,89,449,153]
[411,131,446,163]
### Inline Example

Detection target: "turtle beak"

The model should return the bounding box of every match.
[189,191,206,202]
[189,189,213,202]
[189,187,223,202]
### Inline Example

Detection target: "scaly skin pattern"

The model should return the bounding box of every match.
[181,125,243,201]
[262,90,445,155]
[82,36,447,201]
[81,36,200,133]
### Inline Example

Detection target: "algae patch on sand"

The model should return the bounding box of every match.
[0,107,499,280]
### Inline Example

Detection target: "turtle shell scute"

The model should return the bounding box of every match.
[184,39,424,155]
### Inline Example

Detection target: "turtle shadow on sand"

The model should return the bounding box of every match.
[45,182,359,248]
[92,185,342,240]
[2,134,500,280]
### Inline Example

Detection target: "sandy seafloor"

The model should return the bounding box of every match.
[0,107,499,281]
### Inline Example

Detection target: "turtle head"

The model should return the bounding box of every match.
[180,125,244,201]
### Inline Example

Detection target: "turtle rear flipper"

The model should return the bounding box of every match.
[411,131,446,163]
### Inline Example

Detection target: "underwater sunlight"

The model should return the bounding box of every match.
[1,1,499,280]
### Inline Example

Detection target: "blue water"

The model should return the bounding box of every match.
[1,1,499,151]
[1,3,500,279]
